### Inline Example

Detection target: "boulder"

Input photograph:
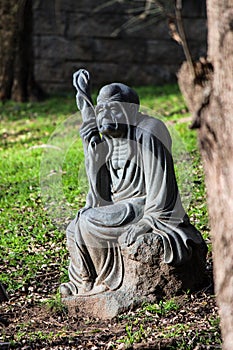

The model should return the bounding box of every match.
[63,233,207,319]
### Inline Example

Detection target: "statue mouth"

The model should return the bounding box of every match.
[99,123,118,136]
[98,119,127,137]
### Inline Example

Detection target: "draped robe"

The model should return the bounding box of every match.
[66,112,206,294]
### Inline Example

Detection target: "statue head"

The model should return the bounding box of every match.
[96,83,140,137]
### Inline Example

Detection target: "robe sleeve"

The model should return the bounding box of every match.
[137,117,206,265]
[78,98,112,208]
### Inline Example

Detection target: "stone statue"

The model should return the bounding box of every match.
[60,69,207,303]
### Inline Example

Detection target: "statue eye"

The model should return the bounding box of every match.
[110,106,119,113]
[96,107,104,115]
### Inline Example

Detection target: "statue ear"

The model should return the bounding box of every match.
[120,103,138,126]
[129,103,139,117]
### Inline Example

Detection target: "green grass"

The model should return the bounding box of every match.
[0,95,78,293]
[116,297,220,349]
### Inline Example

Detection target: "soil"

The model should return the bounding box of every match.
[0,253,221,350]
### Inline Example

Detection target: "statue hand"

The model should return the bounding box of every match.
[80,125,99,143]
[73,69,93,112]
[73,69,90,94]
[118,224,145,247]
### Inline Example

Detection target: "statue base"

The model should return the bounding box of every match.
[62,233,207,319]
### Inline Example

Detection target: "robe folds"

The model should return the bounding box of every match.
[66,112,207,293]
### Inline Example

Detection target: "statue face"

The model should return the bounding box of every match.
[95,101,128,137]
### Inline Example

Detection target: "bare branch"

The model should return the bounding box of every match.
[168,18,182,45]
[111,0,166,36]
[93,0,121,13]
[175,0,196,79]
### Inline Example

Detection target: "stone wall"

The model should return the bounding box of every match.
[33,0,207,93]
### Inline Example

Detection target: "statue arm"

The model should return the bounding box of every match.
[73,69,111,208]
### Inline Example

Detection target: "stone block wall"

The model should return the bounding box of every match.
[33,0,207,93]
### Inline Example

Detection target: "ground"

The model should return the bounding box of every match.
[0,251,221,349]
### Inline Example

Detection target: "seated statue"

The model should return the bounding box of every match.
[60,69,207,297]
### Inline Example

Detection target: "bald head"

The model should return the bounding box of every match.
[97,83,140,107]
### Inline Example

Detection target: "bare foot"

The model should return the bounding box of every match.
[78,279,94,294]
[60,281,108,297]
[60,282,77,297]
[77,283,108,297]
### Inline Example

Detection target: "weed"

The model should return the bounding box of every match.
[142,299,180,316]
[42,291,67,314]
[117,323,147,346]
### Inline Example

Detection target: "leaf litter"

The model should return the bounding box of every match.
[0,261,221,349]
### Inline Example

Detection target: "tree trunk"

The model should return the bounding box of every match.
[178,0,233,348]
[0,0,43,102]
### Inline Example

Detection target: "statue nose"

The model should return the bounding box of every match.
[101,109,110,120]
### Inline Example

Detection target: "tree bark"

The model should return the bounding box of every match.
[0,0,43,102]
[178,1,233,348]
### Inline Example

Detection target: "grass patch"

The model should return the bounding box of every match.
[116,296,220,349]
[0,95,77,294]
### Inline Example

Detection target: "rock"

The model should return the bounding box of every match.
[62,233,207,320]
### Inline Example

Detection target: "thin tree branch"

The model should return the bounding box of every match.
[175,0,196,79]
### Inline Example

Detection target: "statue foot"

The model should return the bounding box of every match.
[78,283,108,296]
[60,281,108,297]
[60,282,77,297]
[60,279,94,297]
[79,279,94,294]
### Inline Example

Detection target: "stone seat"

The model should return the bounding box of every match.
[62,233,207,319]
